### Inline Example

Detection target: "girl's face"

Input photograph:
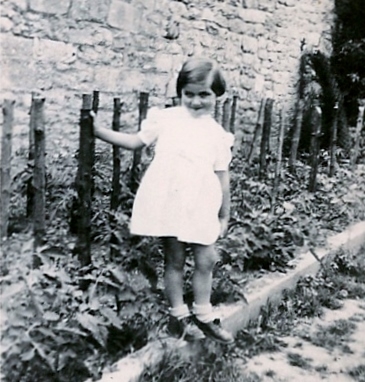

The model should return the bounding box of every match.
[180,79,216,118]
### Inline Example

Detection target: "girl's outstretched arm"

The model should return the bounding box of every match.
[215,170,230,237]
[91,111,145,150]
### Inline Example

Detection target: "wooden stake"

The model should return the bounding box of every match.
[229,95,238,133]
[351,103,365,168]
[131,92,149,192]
[110,98,122,259]
[1,100,14,238]
[259,98,274,179]
[289,99,304,173]
[308,105,322,192]
[248,98,265,164]
[73,94,94,266]
[329,102,339,177]
[32,98,46,252]
[222,98,231,131]
[271,107,285,213]
[214,99,221,122]
[27,96,36,218]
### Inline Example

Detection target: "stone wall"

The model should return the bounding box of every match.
[1,0,334,156]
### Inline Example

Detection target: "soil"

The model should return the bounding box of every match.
[238,299,365,382]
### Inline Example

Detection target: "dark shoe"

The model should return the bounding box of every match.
[191,316,234,344]
[167,316,205,341]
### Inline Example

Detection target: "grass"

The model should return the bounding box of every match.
[309,319,357,352]
[348,364,365,382]
[140,247,365,381]
[138,343,262,382]
[287,352,312,370]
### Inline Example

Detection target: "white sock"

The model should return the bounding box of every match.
[192,302,214,323]
[169,304,190,320]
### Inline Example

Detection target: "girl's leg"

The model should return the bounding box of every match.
[163,237,205,340]
[162,237,187,310]
[191,243,234,343]
[191,243,219,307]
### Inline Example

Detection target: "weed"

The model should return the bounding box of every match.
[287,352,312,370]
[139,344,262,382]
[348,364,365,382]
[309,319,357,351]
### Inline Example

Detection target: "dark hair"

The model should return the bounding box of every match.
[176,57,226,97]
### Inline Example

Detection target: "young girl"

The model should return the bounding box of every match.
[92,57,234,344]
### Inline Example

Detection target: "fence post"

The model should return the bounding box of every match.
[229,95,238,133]
[32,98,46,258]
[27,95,36,218]
[73,94,94,266]
[131,92,149,192]
[259,98,274,178]
[248,98,265,164]
[214,99,222,123]
[222,98,231,131]
[289,99,304,173]
[351,103,365,169]
[329,102,339,177]
[271,106,285,213]
[308,105,322,192]
[1,100,15,239]
[110,98,122,259]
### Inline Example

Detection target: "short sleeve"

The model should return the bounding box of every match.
[137,107,163,146]
[214,131,234,171]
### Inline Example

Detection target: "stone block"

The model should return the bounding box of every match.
[94,66,123,92]
[238,9,266,24]
[228,18,248,34]
[69,0,110,22]
[154,53,173,73]
[1,34,33,59]
[0,17,14,32]
[29,0,70,14]
[33,38,77,63]
[240,35,258,53]
[1,57,36,90]
[11,0,28,11]
[201,7,214,22]
[107,1,138,32]
[278,0,296,7]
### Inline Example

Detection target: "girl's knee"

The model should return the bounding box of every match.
[193,244,218,272]
[163,237,186,270]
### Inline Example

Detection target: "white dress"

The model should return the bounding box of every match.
[130,106,234,245]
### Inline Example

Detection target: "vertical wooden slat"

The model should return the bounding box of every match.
[229,95,238,133]
[308,105,322,192]
[172,96,180,106]
[271,106,286,213]
[74,94,94,266]
[1,100,14,238]
[259,98,274,178]
[329,102,339,177]
[32,98,46,253]
[248,98,265,164]
[222,98,231,131]
[351,103,365,169]
[110,98,122,259]
[214,99,221,122]
[131,92,149,192]
[289,99,304,173]
[27,95,36,218]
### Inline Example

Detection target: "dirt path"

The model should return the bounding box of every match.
[239,299,365,382]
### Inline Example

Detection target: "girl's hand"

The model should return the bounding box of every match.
[219,217,229,238]
[90,111,101,136]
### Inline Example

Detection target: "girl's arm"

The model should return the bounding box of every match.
[92,112,145,150]
[215,170,230,237]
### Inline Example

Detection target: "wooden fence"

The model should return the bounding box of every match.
[1,92,364,267]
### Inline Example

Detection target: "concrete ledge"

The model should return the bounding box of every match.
[90,221,365,382]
